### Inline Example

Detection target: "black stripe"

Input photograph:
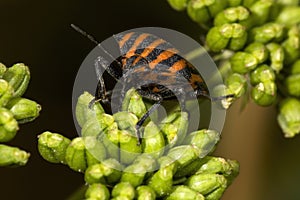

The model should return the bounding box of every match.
[177,67,192,80]
[145,42,173,62]
[157,53,183,68]
[124,55,149,69]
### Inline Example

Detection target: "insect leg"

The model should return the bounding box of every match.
[90,56,111,110]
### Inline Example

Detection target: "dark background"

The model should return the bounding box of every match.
[1,1,300,199]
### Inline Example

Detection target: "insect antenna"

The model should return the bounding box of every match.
[70,24,122,66]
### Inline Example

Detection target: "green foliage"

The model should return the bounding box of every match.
[38,89,239,200]
[0,63,40,167]
[167,0,300,137]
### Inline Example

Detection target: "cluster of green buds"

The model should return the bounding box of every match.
[167,0,300,137]
[0,63,41,166]
[38,89,239,199]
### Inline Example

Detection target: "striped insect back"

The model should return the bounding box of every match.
[71,25,232,145]
[113,32,209,99]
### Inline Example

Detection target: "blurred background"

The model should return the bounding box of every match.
[1,0,300,199]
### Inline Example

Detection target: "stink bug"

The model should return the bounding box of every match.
[71,25,233,145]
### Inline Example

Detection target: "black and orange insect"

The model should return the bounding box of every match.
[71,24,232,145]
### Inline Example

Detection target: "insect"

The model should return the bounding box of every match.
[71,24,233,145]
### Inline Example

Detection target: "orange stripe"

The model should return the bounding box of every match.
[169,59,186,73]
[149,48,178,69]
[132,39,165,65]
[118,32,134,48]
[125,33,149,57]
[190,74,203,82]
[125,33,150,65]
[190,74,204,88]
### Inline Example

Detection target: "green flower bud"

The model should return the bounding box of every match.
[266,43,284,73]
[84,163,107,184]
[167,145,199,170]
[250,23,284,44]
[0,63,7,77]
[246,0,273,26]
[133,154,157,169]
[147,164,175,197]
[282,25,300,65]
[102,124,120,160]
[83,136,107,164]
[183,129,220,158]
[207,24,247,52]
[196,157,239,177]
[245,42,269,64]
[227,0,242,7]
[251,81,277,106]
[228,32,248,51]
[142,121,165,158]
[121,164,146,187]
[227,0,256,7]
[119,129,142,165]
[160,111,188,147]
[187,0,227,26]
[85,158,122,185]
[65,137,87,172]
[214,6,249,26]
[204,185,226,200]
[230,52,258,74]
[174,157,206,178]
[225,159,240,185]
[206,27,229,52]
[167,0,189,11]
[187,0,211,25]
[122,88,147,119]
[242,0,256,7]
[38,131,71,164]
[121,155,156,187]
[2,63,30,97]
[228,0,256,7]
[158,155,178,169]
[113,111,138,131]
[250,64,276,85]
[206,0,228,18]
[166,185,205,200]
[276,0,299,6]
[81,113,114,137]
[186,173,227,195]
[226,73,247,98]
[6,97,41,124]
[0,144,30,167]
[227,23,247,39]
[75,91,104,128]
[277,98,300,137]
[112,182,135,199]
[102,158,123,184]
[276,6,300,27]
[0,108,18,142]
[85,183,110,200]
[291,60,300,74]
[65,137,101,172]
[110,197,132,200]
[147,156,177,197]
[136,186,156,200]
[0,79,14,107]
[285,74,300,97]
